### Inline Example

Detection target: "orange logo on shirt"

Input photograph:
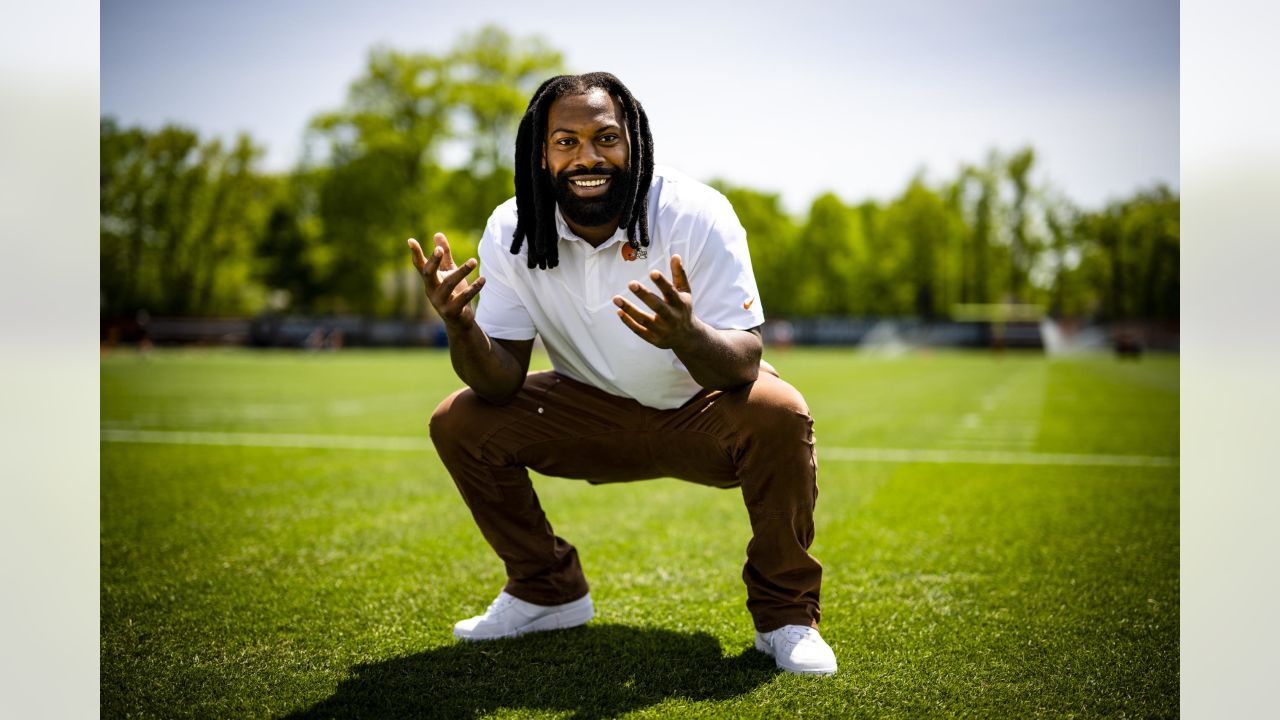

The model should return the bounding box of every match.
[743,297,756,310]
[620,242,647,261]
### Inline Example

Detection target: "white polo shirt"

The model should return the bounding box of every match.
[475,165,765,410]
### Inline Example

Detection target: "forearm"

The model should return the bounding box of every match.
[671,323,762,391]
[446,323,527,404]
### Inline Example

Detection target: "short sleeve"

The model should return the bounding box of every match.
[687,195,766,331]
[475,215,537,341]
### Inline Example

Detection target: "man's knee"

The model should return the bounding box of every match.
[739,375,813,436]
[429,387,483,451]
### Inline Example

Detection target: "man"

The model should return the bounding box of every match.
[408,72,835,675]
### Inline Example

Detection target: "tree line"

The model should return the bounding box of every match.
[100,25,1178,323]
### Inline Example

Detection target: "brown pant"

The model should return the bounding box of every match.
[429,370,822,632]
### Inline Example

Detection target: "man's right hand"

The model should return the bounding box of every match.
[408,233,530,404]
[408,233,485,331]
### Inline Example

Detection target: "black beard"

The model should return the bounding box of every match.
[550,166,631,228]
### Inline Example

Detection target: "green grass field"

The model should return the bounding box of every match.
[101,348,1178,718]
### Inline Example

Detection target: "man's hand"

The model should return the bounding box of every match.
[408,233,529,403]
[613,254,762,390]
[612,255,705,350]
[408,233,485,331]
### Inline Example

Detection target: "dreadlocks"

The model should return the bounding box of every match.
[511,72,655,270]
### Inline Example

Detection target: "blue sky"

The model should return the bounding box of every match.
[102,0,1178,212]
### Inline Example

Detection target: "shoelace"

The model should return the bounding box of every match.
[485,595,516,615]
[780,627,819,647]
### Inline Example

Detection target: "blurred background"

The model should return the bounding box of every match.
[99,0,1178,353]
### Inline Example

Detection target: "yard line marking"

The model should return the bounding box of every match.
[100,428,429,452]
[818,446,1176,467]
[100,428,1177,468]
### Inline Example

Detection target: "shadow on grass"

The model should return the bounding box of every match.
[283,623,777,719]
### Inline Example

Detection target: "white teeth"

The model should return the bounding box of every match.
[573,178,607,187]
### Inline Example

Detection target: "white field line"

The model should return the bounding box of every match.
[100,428,1177,468]
[100,428,428,452]
[818,446,1175,468]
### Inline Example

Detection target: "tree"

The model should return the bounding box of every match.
[446,25,563,178]
[877,179,967,318]
[305,27,563,317]
[955,161,999,304]
[1005,147,1036,301]
[100,118,151,315]
[256,193,325,312]
[1073,187,1179,321]
[100,119,270,317]
[795,193,868,315]
[307,48,452,315]
[1043,200,1078,317]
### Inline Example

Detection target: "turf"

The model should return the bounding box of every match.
[101,348,1179,718]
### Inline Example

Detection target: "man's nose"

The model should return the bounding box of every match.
[574,141,604,169]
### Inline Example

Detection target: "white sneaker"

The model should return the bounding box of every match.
[452,591,594,641]
[754,625,838,675]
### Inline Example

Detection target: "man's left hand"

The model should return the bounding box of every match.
[613,254,705,350]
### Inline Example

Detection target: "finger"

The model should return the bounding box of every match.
[445,276,485,310]
[412,238,444,287]
[407,238,427,272]
[420,245,445,284]
[437,258,477,295]
[434,232,456,270]
[649,270,683,306]
[612,295,656,326]
[671,254,691,294]
[627,281,669,315]
[617,309,659,344]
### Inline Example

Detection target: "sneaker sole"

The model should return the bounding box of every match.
[453,597,595,641]
[754,635,838,676]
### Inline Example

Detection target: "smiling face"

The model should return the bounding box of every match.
[543,87,632,238]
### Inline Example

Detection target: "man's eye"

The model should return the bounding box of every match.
[600,135,619,143]
[556,138,575,146]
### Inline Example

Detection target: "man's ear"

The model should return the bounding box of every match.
[541,145,547,170]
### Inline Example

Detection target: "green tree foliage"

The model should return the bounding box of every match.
[1005,147,1037,301]
[304,25,562,316]
[956,157,1002,304]
[100,118,272,317]
[447,25,563,177]
[876,179,967,318]
[306,49,451,315]
[1071,186,1179,321]
[256,196,324,311]
[795,193,868,315]
[1042,199,1082,317]
[780,147,1177,322]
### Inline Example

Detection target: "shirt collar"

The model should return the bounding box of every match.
[554,204,628,251]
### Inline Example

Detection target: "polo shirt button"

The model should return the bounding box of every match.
[537,407,544,414]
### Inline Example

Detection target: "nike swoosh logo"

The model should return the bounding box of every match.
[743,297,755,310]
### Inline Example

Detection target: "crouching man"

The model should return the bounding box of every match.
[410,72,835,675]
